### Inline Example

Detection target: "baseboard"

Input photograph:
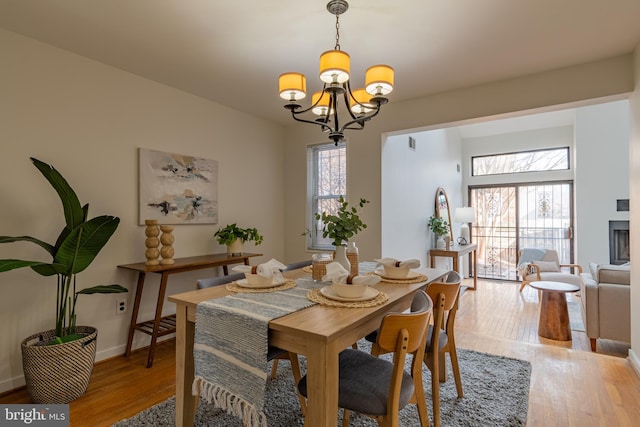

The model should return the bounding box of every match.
[629,348,640,377]
[0,376,26,395]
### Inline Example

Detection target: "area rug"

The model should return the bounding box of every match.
[112,342,531,427]
[568,300,585,332]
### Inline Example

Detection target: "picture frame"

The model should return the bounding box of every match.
[138,148,218,225]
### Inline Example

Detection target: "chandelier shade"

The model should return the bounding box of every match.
[312,91,333,116]
[278,0,393,144]
[278,72,307,101]
[319,50,351,84]
[365,65,394,96]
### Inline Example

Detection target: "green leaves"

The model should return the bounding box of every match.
[214,223,263,246]
[316,196,369,247]
[0,158,124,341]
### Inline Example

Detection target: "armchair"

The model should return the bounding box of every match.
[517,249,583,292]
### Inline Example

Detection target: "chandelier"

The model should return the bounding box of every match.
[278,0,394,145]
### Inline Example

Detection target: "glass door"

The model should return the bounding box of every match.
[470,181,574,281]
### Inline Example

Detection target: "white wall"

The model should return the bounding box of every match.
[0,29,285,392]
[575,101,630,266]
[381,129,462,267]
[629,44,640,373]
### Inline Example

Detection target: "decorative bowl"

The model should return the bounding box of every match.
[244,273,274,286]
[383,265,411,279]
[332,282,368,298]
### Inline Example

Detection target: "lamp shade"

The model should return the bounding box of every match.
[455,207,476,224]
[279,72,307,101]
[319,50,350,83]
[365,64,394,96]
[311,91,333,116]
[349,88,374,114]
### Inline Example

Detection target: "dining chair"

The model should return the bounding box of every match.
[283,259,313,271]
[298,290,433,427]
[423,270,463,427]
[196,272,306,415]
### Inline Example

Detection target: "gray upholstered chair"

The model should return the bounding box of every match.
[299,290,433,427]
[517,248,583,292]
[283,259,312,271]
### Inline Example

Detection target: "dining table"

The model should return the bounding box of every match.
[168,264,449,427]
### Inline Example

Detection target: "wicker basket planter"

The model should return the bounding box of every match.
[21,326,98,404]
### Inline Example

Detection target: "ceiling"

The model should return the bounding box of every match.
[1,0,639,127]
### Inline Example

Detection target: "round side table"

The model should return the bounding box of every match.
[529,280,580,341]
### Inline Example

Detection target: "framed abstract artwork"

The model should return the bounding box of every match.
[139,148,218,225]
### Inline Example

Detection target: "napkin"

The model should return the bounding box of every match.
[374,258,421,269]
[233,258,287,282]
[322,262,380,286]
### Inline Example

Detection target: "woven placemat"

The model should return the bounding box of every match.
[301,265,313,274]
[226,280,297,293]
[307,288,388,308]
[367,272,428,284]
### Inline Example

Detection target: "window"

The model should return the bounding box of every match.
[472,147,570,176]
[308,143,346,249]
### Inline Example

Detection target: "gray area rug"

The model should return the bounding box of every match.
[568,301,585,332]
[112,342,531,426]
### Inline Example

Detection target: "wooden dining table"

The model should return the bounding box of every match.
[168,265,449,427]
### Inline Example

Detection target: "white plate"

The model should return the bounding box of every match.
[235,278,287,289]
[320,286,380,302]
[374,269,420,280]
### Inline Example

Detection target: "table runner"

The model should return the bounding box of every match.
[193,280,317,426]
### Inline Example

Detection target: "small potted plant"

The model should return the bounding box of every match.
[214,223,264,255]
[315,196,369,270]
[428,214,449,249]
[0,157,128,403]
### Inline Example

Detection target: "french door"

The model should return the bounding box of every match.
[469,181,574,281]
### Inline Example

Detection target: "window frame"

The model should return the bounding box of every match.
[307,142,347,250]
[471,146,570,177]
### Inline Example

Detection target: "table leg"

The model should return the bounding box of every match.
[453,255,459,277]
[146,271,170,368]
[538,291,572,341]
[468,249,477,290]
[125,272,146,357]
[305,340,339,426]
[430,254,435,268]
[175,307,197,427]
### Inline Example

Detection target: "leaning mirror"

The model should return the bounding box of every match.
[435,187,454,241]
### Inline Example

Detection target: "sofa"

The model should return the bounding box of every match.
[579,263,631,351]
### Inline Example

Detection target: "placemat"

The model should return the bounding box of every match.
[301,265,312,274]
[306,288,388,308]
[367,272,428,284]
[225,280,297,293]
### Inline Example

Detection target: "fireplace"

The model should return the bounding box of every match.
[609,220,630,265]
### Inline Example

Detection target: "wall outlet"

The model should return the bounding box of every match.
[116,298,127,315]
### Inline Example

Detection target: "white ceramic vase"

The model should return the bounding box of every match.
[436,235,446,249]
[333,245,351,272]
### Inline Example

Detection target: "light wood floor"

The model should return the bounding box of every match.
[1,279,639,426]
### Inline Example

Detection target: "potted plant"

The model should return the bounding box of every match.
[428,214,449,249]
[214,223,264,255]
[0,157,127,404]
[315,196,369,270]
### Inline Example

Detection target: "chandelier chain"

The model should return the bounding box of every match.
[335,14,341,50]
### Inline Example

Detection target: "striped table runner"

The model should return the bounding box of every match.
[193,279,317,426]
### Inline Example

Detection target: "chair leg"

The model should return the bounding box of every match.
[448,347,463,398]
[412,367,431,427]
[427,353,441,427]
[519,281,526,292]
[342,409,351,427]
[438,351,447,383]
[287,352,307,416]
[590,338,597,351]
[269,359,279,380]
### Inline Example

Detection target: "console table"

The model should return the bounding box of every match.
[429,243,478,290]
[118,252,261,367]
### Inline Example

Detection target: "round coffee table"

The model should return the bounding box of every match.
[529,280,580,341]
